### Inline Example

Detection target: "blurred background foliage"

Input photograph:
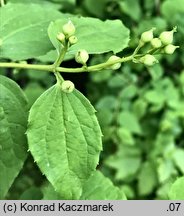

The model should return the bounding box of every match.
[1,0,184,199]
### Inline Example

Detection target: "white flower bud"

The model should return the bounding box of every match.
[159,27,177,45]
[62,20,75,37]
[75,49,89,65]
[151,38,162,48]
[61,80,75,93]
[140,54,158,66]
[107,55,121,70]
[164,44,179,54]
[57,33,65,43]
[140,28,155,43]
[69,35,78,45]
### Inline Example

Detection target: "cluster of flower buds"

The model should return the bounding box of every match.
[57,21,89,65]
[57,20,78,46]
[139,27,179,66]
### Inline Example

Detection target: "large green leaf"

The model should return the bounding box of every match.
[27,84,102,199]
[48,18,130,56]
[0,3,64,60]
[0,75,28,199]
[80,171,126,200]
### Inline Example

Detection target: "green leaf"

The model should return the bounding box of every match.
[48,18,130,55]
[137,17,167,35]
[144,90,165,105]
[173,149,184,174]
[0,3,64,60]
[161,0,184,20]
[118,111,142,135]
[42,183,63,200]
[156,179,174,199]
[96,96,117,110]
[120,85,137,99]
[0,75,28,199]
[8,0,61,10]
[119,0,142,22]
[24,82,45,109]
[27,84,102,199]
[133,99,147,119]
[138,161,157,196]
[80,171,126,200]
[19,187,43,200]
[105,146,141,181]
[168,177,184,200]
[117,128,135,146]
[96,110,113,127]
[157,159,176,183]
[83,0,108,18]
[148,64,163,81]
[107,74,126,88]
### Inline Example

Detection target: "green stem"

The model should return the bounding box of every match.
[57,55,134,73]
[132,41,144,56]
[52,42,69,83]
[0,55,134,74]
[0,62,53,72]
[53,42,69,70]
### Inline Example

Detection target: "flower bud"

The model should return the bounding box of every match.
[57,33,65,43]
[151,38,162,48]
[140,54,158,66]
[164,44,179,54]
[107,55,121,70]
[69,35,78,45]
[75,49,89,65]
[62,20,75,37]
[140,28,155,43]
[159,27,177,45]
[61,80,75,93]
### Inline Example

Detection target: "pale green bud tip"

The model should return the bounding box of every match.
[164,44,179,54]
[75,49,89,65]
[62,20,75,37]
[0,38,3,46]
[151,38,162,48]
[140,54,158,66]
[159,27,177,45]
[69,35,78,45]
[107,55,121,70]
[141,28,156,43]
[61,80,75,93]
[57,33,65,43]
